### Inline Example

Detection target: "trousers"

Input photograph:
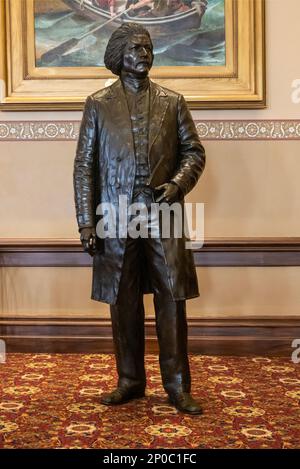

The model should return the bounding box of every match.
[109,191,191,395]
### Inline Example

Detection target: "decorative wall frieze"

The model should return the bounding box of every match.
[195,120,300,140]
[0,121,78,141]
[0,120,300,141]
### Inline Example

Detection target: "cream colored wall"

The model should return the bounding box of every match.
[1,0,300,319]
[1,140,300,238]
[1,267,300,318]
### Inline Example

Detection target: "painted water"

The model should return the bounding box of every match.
[35,0,225,67]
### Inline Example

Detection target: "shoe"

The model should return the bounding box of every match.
[168,392,203,415]
[100,387,145,406]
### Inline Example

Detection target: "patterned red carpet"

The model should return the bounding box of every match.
[0,353,300,449]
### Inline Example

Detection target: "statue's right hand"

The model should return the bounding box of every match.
[80,227,97,257]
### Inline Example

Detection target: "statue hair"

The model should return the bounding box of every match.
[104,22,153,76]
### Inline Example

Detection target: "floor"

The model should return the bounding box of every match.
[0,353,300,448]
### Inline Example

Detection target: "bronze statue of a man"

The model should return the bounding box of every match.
[74,23,206,414]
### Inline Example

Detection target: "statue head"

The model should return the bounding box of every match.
[104,22,153,77]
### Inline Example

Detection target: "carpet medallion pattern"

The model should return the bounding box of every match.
[0,354,299,449]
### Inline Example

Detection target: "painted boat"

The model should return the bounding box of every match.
[62,0,207,38]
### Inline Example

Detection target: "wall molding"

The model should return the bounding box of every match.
[1,317,299,356]
[1,237,300,267]
[1,120,300,141]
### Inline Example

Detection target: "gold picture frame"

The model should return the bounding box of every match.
[0,0,265,110]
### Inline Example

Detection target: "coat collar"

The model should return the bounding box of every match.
[104,78,169,160]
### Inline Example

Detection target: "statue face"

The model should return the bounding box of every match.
[122,33,153,76]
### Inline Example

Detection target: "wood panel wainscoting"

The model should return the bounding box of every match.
[1,317,300,357]
[1,237,300,356]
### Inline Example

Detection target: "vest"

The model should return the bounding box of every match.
[124,86,152,199]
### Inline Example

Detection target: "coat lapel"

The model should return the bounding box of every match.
[148,81,169,162]
[148,81,169,169]
[104,79,134,154]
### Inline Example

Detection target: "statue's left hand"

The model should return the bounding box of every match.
[154,182,181,203]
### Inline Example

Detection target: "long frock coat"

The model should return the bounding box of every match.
[74,79,206,304]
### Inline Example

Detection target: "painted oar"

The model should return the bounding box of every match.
[40,7,132,64]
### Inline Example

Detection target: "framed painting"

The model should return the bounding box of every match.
[0,0,265,110]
